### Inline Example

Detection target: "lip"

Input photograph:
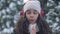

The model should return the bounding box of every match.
[29,19,34,21]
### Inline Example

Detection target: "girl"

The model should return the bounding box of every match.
[12,0,52,34]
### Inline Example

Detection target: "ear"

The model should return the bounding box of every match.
[20,3,26,16]
[20,9,24,16]
[40,9,44,17]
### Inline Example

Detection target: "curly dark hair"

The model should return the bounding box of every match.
[14,13,52,34]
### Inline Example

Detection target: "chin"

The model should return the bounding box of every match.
[29,21,36,24]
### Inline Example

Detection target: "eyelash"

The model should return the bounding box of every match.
[34,12,37,14]
[27,12,37,15]
[27,12,31,14]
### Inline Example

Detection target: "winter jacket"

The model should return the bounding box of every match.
[12,29,41,34]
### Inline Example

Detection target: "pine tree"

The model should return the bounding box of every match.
[0,0,23,34]
[38,0,60,34]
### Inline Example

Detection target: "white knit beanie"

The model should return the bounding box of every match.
[23,0,41,13]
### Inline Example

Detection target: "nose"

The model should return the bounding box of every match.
[30,13,34,18]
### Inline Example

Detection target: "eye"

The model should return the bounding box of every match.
[26,10,31,14]
[34,10,38,14]
[27,12,31,14]
[34,12,38,14]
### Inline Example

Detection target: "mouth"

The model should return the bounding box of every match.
[29,19,34,22]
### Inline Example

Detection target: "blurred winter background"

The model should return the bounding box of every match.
[0,0,60,34]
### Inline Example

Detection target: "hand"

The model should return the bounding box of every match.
[30,26,36,34]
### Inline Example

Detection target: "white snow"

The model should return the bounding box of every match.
[0,11,2,17]
[55,17,59,22]
[14,12,20,24]
[6,21,11,28]
[52,23,58,28]
[1,9,6,15]
[6,8,11,13]
[1,27,14,34]
[2,15,6,19]
[17,1,21,5]
[9,2,16,10]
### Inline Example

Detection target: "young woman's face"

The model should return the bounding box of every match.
[26,9,39,24]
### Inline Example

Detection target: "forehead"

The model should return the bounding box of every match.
[26,8,38,12]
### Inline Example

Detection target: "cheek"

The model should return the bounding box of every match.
[26,14,30,19]
[34,15,39,20]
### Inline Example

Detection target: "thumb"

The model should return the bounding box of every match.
[32,26,36,31]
